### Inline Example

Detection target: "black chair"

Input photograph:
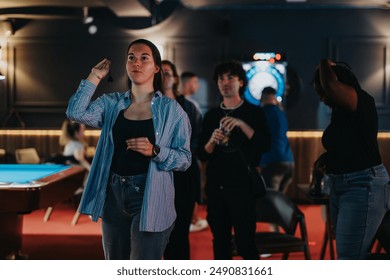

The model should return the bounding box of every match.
[367,211,390,259]
[233,190,311,259]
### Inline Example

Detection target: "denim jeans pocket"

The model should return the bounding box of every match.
[385,181,390,211]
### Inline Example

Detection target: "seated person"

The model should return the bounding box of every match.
[60,120,91,198]
[59,119,91,171]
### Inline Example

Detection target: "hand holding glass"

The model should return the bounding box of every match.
[217,123,231,146]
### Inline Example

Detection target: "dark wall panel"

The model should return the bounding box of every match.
[3,36,132,127]
[166,37,227,112]
[331,37,390,110]
[9,38,131,106]
[0,6,390,129]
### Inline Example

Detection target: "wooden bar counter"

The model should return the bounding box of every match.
[1,129,390,198]
[0,129,100,163]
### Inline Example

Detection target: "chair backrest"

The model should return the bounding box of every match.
[15,148,40,164]
[373,211,390,253]
[255,190,302,235]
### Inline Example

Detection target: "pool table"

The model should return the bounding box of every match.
[0,164,86,259]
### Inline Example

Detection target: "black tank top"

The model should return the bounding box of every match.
[111,110,155,176]
[322,89,381,174]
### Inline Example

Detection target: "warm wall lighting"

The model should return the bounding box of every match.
[0,46,5,80]
[1,21,13,37]
[156,44,164,59]
[0,129,101,137]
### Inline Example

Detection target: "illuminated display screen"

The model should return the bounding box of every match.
[242,53,287,106]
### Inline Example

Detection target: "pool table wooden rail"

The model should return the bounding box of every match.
[0,165,86,213]
[0,165,86,259]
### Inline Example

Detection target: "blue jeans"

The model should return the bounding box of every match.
[102,173,174,260]
[328,164,389,259]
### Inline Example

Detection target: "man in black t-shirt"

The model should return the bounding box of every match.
[198,60,270,260]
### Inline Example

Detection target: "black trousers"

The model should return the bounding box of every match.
[206,184,259,260]
[163,170,196,260]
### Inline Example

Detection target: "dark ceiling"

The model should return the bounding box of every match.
[0,0,388,30]
[0,0,389,20]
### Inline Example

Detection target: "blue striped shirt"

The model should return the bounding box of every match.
[66,80,192,232]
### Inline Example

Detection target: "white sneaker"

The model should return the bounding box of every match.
[260,253,272,258]
[189,219,209,232]
[74,187,84,196]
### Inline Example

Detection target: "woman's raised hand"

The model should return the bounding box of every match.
[87,58,111,85]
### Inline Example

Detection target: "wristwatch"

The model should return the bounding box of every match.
[151,145,160,158]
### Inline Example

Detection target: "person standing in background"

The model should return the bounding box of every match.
[180,70,208,232]
[199,60,271,260]
[161,60,203,259]
[259,86,294,194]
[181,71,202,114]
[313,58,390,259]
[66,39,192,260]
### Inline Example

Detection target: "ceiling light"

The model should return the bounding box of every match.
[82,7,94,24]
[88,25,98,35]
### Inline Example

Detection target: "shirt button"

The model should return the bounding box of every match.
[219,186,224,190]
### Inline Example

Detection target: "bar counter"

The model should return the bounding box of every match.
[1,129,390,198]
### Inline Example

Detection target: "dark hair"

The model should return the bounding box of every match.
[66,120,81,139]
[126,39,163,93]
[213,60,247,96]
[262,86,276,96]
[162,60,180,97]
[60,119,83,146]
[181,71,197,81]
[313,61,361,90]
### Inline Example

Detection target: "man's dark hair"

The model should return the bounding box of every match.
[262,86,276,96]
[213,60,247,96]
[181,71,197,81]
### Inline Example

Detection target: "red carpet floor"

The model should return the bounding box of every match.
[21,202,330,260]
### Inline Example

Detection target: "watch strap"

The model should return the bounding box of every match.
[151,145,160,158]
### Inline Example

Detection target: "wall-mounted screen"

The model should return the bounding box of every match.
[242,52,287,106]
